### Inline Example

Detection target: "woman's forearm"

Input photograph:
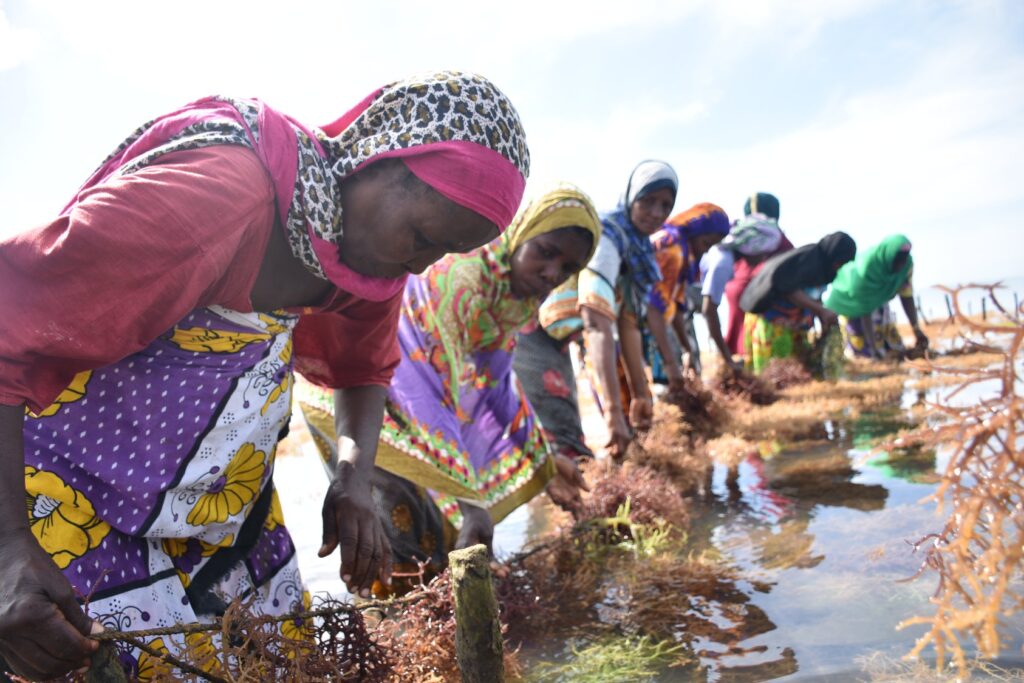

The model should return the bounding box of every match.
[581,307,625,417]
[645,307,680,377]
[0,404,27,533]
[702,296,731,361]
[332,385,387,476]
[786,289,824,316]
[617,312,650,402]
[670,312,693,354]
[859,314,878,354]
[900,295,920,330]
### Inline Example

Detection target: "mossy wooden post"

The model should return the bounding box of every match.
[449,544,503,683]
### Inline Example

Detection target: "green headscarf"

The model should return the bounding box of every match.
[825,234,913,318]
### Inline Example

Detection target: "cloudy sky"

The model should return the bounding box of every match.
[2,0,1022,289]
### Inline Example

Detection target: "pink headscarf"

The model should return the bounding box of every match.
[66,71,530,301]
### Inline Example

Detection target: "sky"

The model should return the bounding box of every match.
[1,0,1022,290]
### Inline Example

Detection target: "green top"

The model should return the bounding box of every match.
[825,234,913,318]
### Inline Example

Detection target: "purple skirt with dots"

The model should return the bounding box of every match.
[23,306,310,671]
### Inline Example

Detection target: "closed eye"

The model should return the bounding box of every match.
[413,229,435,251]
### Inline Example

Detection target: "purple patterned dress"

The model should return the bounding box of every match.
[24,306,306,674]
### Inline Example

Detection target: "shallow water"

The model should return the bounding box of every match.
[276,375,1024,681]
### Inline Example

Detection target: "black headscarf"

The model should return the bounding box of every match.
[740,231,856,313]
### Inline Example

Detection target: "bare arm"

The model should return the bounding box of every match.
[858,313,881,358]
[786,290,838,329]
[0,404,99,679]
[0,405,25,533]
[617,310,653,430]
[669,311,700,376]
[581,307,631,457]
[319,385,392,597]
[702,295,740,370]
[645,306,684,390]
[900,295,928,348]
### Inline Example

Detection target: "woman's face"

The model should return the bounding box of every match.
[688,233,725,262]
[629,187,675,235]
[892,248,911,273]
[509,227,593,300]
[338,161,500,279]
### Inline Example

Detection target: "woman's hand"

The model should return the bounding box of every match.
[817,307,839,330]
[455,503,509,578]
[629,395,653,431]
[319,460,392,598]
[913,327,929,350]
[0,529,101,680]
[546,453,590,512]
[603,408,632,460]
[680,351,699,378]
[456,502,495,553]
[666,365,686,394]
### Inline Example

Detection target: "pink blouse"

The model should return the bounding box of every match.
[0,145,400,414]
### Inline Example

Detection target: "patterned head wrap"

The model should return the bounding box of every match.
[721,213,783,256]
[504,183,601,264]
[667,202,730,239]
[743,192,780,220]
[69,71,530,301]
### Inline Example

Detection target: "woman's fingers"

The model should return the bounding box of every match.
[319,497,340,558]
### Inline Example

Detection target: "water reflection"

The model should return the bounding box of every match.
[284,376,1021,681]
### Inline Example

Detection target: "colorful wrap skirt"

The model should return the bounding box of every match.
[840,304,906,358]
[512,325,593,459]
[22,307,308,675]
[742,310,813,374]
[296,386,454,589]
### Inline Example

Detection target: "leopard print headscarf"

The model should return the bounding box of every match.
[75,71,530,286]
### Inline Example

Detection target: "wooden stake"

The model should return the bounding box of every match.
[450,544,504,683]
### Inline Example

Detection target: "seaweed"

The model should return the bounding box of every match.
[759,357,812,391]
[628,402,714,495]
[51,595,393,682]
[881,285,1024,676]
[708,367,779,405]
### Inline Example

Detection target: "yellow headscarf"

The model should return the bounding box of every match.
[502,183,601,264]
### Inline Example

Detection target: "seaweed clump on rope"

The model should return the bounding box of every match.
[375,569,525,683]
[708,367,779,405]
[50,595,391,682]
[629,400,715,494]
[659,376,725,437]
[882,285,1023,677]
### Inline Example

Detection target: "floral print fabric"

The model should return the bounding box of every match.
[377,237,555,526]
[23,306,305,669]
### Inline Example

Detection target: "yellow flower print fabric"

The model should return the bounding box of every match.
[25,466,110,568]
[186,442,267,527]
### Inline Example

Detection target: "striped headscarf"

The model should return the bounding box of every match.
[743,192,780,220]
